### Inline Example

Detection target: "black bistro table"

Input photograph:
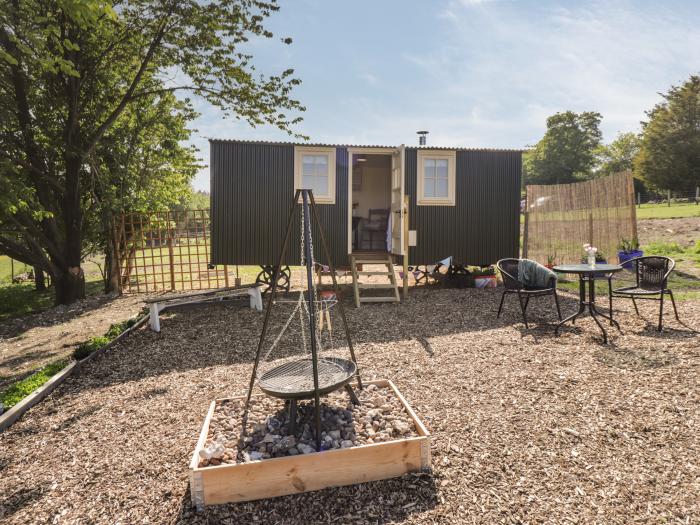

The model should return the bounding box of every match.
[553,263,623,344]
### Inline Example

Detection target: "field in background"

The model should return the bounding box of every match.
[636,201,700,219]
[0,255,104,321]
[0,256,31,282]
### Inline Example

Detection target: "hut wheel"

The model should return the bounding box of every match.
[256,265,291,293]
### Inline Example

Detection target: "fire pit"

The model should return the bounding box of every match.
[189,379,431,508]
[188,191,431,510]
[258,357,357,399]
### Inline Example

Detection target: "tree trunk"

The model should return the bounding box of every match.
[56,148,85,305]
[33,265,46,291]
[54,267,85,305]
[104,242,121,294]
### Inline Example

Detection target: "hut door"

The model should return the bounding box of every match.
[390,145,405,255]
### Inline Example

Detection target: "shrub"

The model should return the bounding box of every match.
[73,336,110,361]
[645,241,683,256]
[0,360,68,408]
[105,320,129,340]
[471,265,496,276]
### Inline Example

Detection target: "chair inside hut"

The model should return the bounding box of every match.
[351,153,392,253]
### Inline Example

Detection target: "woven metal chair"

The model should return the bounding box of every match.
[362,208,390,250]
[496,258,562,329]
[610,256,679,331]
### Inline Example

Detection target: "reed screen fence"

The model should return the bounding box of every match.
[523,172,637,266]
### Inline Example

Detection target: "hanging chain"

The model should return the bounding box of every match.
[257,191,327,375]
[299,196,305,267]
[258,292,303,374]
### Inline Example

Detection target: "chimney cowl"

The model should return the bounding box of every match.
[417,130,429,146]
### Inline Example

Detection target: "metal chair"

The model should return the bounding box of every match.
[362,208,390,251]
[610,256,679,331]
[496,258,562,329]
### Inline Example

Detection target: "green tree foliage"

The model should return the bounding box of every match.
[596,132,640,177]
[88,90,200,292]
[185,190,210,210]
[595,131,647,193]
[0,0,303,304]
[523,111,603,185]
[635,75,700,192]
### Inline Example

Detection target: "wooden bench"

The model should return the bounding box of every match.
[145,285,263,332]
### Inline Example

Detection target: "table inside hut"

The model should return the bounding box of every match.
[553,263,623,344]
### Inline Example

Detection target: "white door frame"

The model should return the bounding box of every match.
[347,147,396,254]
[390,145,406,256]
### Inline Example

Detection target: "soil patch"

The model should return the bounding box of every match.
[637,216,700,247]
[0,293,144,389]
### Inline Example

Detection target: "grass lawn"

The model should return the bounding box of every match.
[557,239,700,301]
[0,255,32,282]
[0,253,105,321]
[519,202,700,222]
[557,270,700,301]
[635,201,700,219]
[0,280,104,323]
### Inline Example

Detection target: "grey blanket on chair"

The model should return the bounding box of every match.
[518,259,557,288]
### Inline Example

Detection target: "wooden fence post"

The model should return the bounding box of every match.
[168,234,176,290]
[628,173,638,246]
[588,213,594,247]
[522,206,529,259]
[112,218,122,295]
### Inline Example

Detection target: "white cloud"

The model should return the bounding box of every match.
[359,72,379,86]
[187,0,700,191]
[404,0,700,145]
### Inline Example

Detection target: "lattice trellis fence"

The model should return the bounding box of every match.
[523,172,637,266]
[115,209,230,293]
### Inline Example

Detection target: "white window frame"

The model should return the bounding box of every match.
[416,150,456,206]
[294,146,336,204]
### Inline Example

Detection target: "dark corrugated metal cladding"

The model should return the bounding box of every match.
[210,142,348,266]
[406,148,521,265]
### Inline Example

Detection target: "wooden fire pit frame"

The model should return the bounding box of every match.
[189,379,431,509]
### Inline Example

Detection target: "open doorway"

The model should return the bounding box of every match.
[349,152,392,252]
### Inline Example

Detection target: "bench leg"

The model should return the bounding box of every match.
[149,303,161,332]
[248,287,263,311]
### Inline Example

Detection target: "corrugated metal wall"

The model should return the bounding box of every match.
[210,141,348,266]
[405,148,521,265]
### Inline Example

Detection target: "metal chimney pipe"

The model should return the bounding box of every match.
[417,130,429,146]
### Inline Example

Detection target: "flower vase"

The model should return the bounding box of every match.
[587,253,596,267]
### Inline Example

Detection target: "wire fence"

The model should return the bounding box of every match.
[634,188,700,206]
[115,209,231,293]
[523,172,637,266]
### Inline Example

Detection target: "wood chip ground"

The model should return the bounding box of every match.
[0,287,698,524]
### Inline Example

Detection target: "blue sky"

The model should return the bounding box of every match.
[187,0,700,191]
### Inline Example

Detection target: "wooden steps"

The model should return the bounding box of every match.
[349,253,400,307]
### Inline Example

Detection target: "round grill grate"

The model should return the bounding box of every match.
[259,357,356,399]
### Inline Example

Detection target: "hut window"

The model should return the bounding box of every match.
[417,150,456,206]
[294,146,336,204]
